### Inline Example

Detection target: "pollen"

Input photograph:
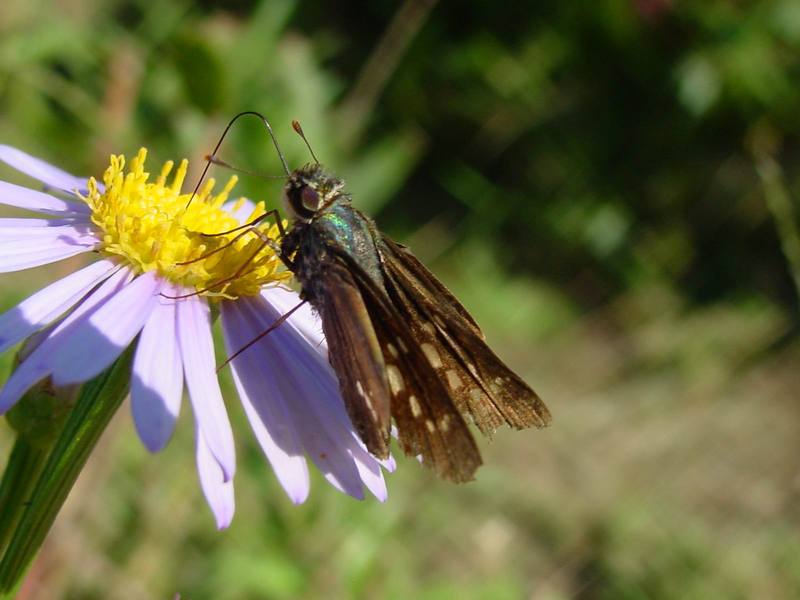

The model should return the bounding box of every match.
[81,148,289,297]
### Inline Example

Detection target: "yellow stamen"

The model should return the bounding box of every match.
[80,148,289,297]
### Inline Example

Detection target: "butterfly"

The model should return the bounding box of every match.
[272,124,551,483]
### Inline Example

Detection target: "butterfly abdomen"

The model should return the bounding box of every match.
[282,200,395,458]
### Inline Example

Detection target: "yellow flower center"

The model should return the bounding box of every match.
[80,148,289,297]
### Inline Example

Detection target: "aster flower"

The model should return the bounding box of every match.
[0,145,393,528]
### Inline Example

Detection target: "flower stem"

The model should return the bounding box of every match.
[0,441,49,553]
[0,348,134,593]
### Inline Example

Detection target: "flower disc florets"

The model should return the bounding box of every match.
[81,148,288,297]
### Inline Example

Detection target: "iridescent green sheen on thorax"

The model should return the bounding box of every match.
[317,201,384,285]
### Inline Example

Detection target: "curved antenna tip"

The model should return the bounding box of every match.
[292,120,320,165]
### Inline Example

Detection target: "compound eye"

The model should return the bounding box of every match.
[284,183,318,221]
[301,186,320,212]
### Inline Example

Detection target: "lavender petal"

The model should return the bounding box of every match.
[0,180,90,215]
[0,267,133,413]
[0,258,118,355]
[0,235,98,273]
[261,287,327,354]
[131,281,184,452]
[221,300,310,504]
[0,145,93,195]
[49,271,159,386]
[196,426,235,529]
[235,294,371,500]
[177,295,236,481]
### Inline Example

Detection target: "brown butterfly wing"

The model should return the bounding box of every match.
[355,277,483,482]
[327,245,483,482]
[317,260,392,459]
[377,235,552,435]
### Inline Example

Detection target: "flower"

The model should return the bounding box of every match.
[0,145,393,527]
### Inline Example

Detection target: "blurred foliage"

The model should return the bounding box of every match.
[1,0,800,598]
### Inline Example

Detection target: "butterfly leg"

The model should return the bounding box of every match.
[217,299,307,370]
[175,209,285,269]
[162,234,276,299]
[198,208,286,239]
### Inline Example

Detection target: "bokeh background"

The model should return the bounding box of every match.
[2,0,800,598]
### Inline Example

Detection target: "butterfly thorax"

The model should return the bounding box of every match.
[281,184,385,305]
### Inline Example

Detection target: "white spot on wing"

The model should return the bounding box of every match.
[386,343,399,359]
[387,365,404,395]
[439,415,451,432]
[425,419,436,433]
[356,380,378,420]
[420,342,442,369]
[446,369,462,390]
[422,321,436,336]
[409,395,422,418]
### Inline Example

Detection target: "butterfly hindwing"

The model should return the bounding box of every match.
[377,235,552,434]
[317,260,392,459]
[358,281,483,482]
[330,245,482,482]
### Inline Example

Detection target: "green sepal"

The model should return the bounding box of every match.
[0,347,134,594]
[6,383,76,449]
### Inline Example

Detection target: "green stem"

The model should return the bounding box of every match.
[0,441,49,554]
[0,348,134,593]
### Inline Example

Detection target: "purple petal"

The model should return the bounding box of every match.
[222,198,258,226]
[0,180,90,215]
[177,295,236,481]
[221,300,310,504]
[260,289,394,493]
[0,217,89,234]
[379,455,397,473]
[350,444,389,501]
[131,281,184,452]
[0,258,118,355]
[50,271,160,386]
[231,294,381,500]
[0,220,95,239]
[0,221,96,244]
[0,230,98,273]
[196,426,235,529]
[0,267,133,412]
[261,287,327,354]
[0,145,93,195]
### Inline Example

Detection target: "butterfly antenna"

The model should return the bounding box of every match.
[204,154,287,179]
[186,111,291,209]
[292,120,320,164]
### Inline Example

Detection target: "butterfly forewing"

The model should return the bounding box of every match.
[317,260,392,459]
[346,259,483,482]
[378,235,552,433]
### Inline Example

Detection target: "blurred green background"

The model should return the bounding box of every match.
[2,0,800,598]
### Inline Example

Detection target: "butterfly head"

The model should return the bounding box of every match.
[283,164,345,222]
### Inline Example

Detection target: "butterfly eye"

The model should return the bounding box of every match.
[284,183,318,221]
[301,186,320,212]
